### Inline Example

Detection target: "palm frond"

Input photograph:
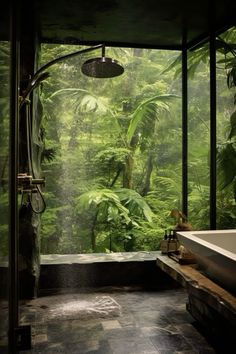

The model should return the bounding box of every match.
[161,54,182,75]
[228,111,236,140]
[217,143,236,190]
[48,88,89,99]
[79,94,108,113]
[227,67,236,88]
[126,94,179,144]
[114,188,154,222]
[75,189,131,224]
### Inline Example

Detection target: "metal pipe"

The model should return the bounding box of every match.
[20,44,103,107]
[33,44,103,78]
[9,0,20,352]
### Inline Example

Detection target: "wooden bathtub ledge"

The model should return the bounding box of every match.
[156,254,236,332]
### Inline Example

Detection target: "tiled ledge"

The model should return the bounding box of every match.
[40,251,161,265]
[39,251,177,291]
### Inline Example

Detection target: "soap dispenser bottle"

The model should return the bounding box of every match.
[168,229,178,253]
[160,230,169,254]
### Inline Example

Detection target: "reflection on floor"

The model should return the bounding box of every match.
[19,286,223,354]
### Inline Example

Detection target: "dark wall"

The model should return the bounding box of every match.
[39,260,179,292]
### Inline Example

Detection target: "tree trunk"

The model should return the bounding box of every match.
[123,154,133,189]
[91,210,98,251]
[141,154,153,196]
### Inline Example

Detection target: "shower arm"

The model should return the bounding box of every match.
[20,43,104,108]
[19,44,107,214]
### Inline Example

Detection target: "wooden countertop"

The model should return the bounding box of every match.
[156,254,236,327]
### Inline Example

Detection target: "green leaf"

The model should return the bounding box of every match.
[228,111,236,140]
[217,57,236,68]
[161,54,182,74]
[217,143,236,190]
[49,88,89,99]
[75,189,131,224]
[227,67,236,88]
[126,94,179,144]
[114,188,154,222]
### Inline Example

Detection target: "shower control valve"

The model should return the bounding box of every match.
[18,173,45,193]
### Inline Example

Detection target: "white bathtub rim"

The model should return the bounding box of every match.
[176,229,236,262]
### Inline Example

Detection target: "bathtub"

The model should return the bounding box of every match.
[176,229,236,295]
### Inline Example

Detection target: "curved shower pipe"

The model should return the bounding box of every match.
[18,44,124,213]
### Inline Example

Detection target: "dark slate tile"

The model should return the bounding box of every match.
[21,346,65,354]
[103,326,143,340]
[19,287,218,354]
[156,351,182,354]
[49,339,112,354]
[198,350,217,354]
[118,314,137,327]
[48,321,104,343]
[133,310,171,327]
[150,332,194,352]
[141,325,180,337]
[157,351,198,354]
[109,337,159,354]
[84,339,113,354]
[177,323,212,347]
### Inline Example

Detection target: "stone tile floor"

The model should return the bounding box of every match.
[18,286,228,354]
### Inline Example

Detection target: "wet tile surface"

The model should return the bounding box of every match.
[20,287,220,354]
[41,251,161,264]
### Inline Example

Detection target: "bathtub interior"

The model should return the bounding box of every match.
[191,231,236,253]
[176,230,236,256]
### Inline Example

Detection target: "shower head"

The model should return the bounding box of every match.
[81,45,124,78]
[20,44,124,108]
[81,57,124,78]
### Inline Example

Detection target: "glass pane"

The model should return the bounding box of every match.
[216,27,236,228]
[40,45,181,253]
[187,45,210,229]
[0,41,10,352]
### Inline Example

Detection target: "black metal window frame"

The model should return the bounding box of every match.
[182,31,219,228]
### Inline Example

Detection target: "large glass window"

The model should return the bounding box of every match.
[40,46,181,253]
[187,45,210,229]
[216,27,236,228]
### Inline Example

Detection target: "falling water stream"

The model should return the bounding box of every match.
[20,293,122,323]
[47,295,121,320]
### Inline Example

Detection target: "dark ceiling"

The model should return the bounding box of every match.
[1,0,236,49]
[35,0,236,49]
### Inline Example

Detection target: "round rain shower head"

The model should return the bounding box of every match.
[81,57,124,78]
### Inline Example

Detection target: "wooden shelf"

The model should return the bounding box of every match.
[156,254,236,331]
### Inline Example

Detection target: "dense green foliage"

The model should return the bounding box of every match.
[1,28,235,257]
[215,29,236,228]
[163,27,236,229]
[40,46,182,253]
[38,28,236,254]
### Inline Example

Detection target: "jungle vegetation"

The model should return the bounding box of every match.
[0,27,235,256]
[39,46,183,253]
[39,27,236,254]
